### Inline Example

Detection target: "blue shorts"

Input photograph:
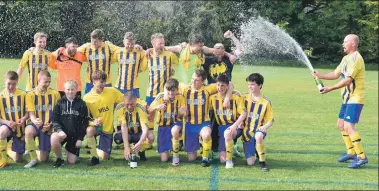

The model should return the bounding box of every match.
[218,125,243,152]
[84,83,112,94]
[145,96,155,106]
[116,88,140,98]
[184,122,210,153]
[113,131,142,144]
[1,124,25,154]
[338,104,364,123]
[157,122,182,153]
[98,131,113,155]
[29,124,51,152]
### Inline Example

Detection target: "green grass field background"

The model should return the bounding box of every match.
[0,59,377,190]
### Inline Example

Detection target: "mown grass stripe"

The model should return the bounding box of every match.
[1,168,377,188]
[209,162,219,190]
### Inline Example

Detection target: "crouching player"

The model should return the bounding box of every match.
[84,70,124,166]
[51,80,89,167]
[226,73,274,172]
[0,71,28,168]
[148,79,186,166]
[209,75,246,168]
[114,91,151,162]
[24,71,61,168]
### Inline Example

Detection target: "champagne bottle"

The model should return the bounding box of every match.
[130,153,138,169]
[315,77,324,93]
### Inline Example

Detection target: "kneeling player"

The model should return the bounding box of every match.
[114,91,151,162]
[209,75,246,168]
[226,73,274,172]
[51,80,89,167]
[24,71,61,168]
[0,71,28,168]
[148,79,186,166]
[84,70,124,166]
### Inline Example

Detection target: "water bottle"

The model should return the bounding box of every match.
[314,77,324,93]
[130,153,138,169]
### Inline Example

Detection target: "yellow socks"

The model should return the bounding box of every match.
[172,138,180,157]
[256,144,266,162]
[225,140,234,161]
[202,139,212,159]
[350,132,366,159]
[86,136,98,158]
[25,139,37,160]
[341,131,355,155]
[140,142,152,152]
[0,139,7,161]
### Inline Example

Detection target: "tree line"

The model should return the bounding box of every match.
[0,0,377,64]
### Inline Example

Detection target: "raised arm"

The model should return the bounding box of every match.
[224,30,243,58]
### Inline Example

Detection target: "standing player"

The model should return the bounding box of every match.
[17,32,55,91]
[140,33,179,105]
[114,91,151,161]
[313,34,368,168]
[209,75,246,168]
[148,79,186,166]
[0,71,28,168]
[203,30,244,158]
[24,71,61,168]
[237,73,274,172]
[83,70,124,166]
[49,37,87,98]
[180,69,233,167]
[77,29,119,94]
[112,31,146,97]
[51,80,89,167]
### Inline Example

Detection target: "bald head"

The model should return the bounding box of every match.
[346,34,359,46]
[343,34,359,54]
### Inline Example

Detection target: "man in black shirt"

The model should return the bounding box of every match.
[203,30,243,160]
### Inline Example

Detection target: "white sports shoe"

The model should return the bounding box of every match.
[24,160,37,168]
[172,156,180,166]
[225,160,234,169]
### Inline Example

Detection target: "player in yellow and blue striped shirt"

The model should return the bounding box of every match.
[17,32,55,91]
[149,79,186,166]
[0,71,28,168]
[140,33,179,105]
[111,32,146,97]
[241,73,274,172]
[209,75,246,168]
[313,34,368,169]
[180,69,233,167]
[24,71,61,168]
[78,29,119,94]
[114,91,151,162]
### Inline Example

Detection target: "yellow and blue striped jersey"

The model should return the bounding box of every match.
[209,91,245,125]
[116,102,148,134]
[334,51,365,104]
[78,43,119,84]
[19,50,55,91]
[180,84,217,125]
[83,87,124,134]
[0,89,27,138]
[26,88,61,126]
[111,48,146,90]
[140,51,179,97]
[150,92,186,127]
[242,93,274,142]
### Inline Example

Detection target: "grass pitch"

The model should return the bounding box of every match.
[0,58,377,190]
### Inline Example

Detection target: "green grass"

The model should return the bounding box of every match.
[0,58,378,190]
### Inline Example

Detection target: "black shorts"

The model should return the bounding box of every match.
[58,91,82,99]
[61,135,80,156]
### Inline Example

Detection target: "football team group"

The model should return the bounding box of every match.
[0,29,368,172]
